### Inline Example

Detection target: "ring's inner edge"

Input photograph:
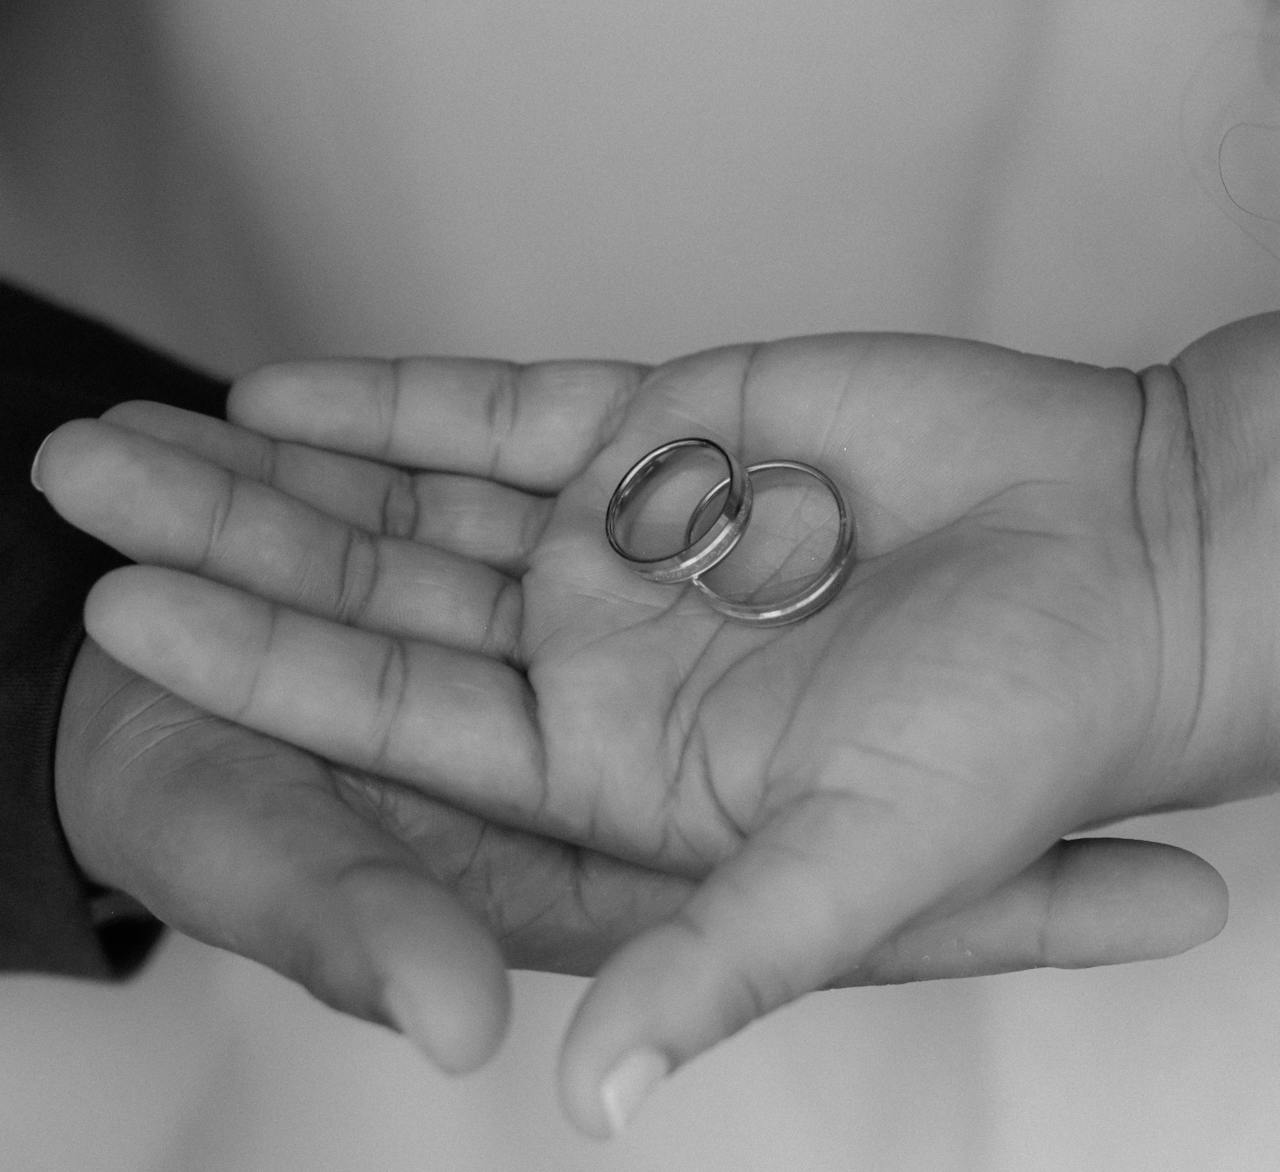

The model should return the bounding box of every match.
[609,440,738,563]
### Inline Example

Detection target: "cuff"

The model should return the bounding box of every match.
[0,280,225,978]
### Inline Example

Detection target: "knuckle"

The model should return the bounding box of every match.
[368,639,410,771]
[197,471,237,572]
[481,578,524,661]
[381,469,422,539]
[484,364,522,479]
[379,360,410,459]
[516,496,554,563]
[336,528,382,624]
[256,434,281,489]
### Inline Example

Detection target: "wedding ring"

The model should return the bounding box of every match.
[684,459,855,626]
[606,438,752,583]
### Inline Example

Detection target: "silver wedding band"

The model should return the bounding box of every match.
[607,439,855,625]
[684,460,855,626]
[605,438,752,584]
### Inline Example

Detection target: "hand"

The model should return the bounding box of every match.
[54,616,692,1074]
[40,319,1280,1135]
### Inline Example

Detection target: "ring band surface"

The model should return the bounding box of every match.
[606,438,752,584]
[684,459,855,626]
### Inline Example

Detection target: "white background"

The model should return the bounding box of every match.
[1,3,1278,1168]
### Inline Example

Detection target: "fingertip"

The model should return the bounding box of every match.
[1079,839,1229,960]
[29,430,53,493]
[1189,853,1230,946]
[557,812,872,1138]
[32,418,113,506]
[1011,837,1229,971]
[98,399,171,431]
[597,1046,673,1139]
[556,916,764,1139]
[39,419,225,560]
[84,563,186,630]
[557,931,673,1138]
[345,865,511,1075]
[225,361,296,430]
[83,565,150,637]
[84,568,267,705]
[382,963,508,1076]
[559,1001,671,1139]
[83,567,174,688]
[228,360,374,438]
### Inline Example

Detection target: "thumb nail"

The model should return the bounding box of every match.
[30,433,52,493]
[600,1047,671,1137]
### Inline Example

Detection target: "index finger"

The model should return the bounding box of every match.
[228,358,648,493]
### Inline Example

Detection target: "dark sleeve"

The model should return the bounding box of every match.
[0,281,227,978]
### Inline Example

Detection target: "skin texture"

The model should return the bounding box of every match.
[41,316,1280,1135]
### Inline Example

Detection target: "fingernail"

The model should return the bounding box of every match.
[29,433,52,492]
[600,1047,670,1137]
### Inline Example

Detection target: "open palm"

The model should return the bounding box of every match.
[45,325,1267,1135]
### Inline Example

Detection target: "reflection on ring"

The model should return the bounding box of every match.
[684,460,855,627]
[606,439,855,626]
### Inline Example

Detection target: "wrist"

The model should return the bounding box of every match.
[1162,312,1280,802]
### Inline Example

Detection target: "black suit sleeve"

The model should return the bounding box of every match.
[0,281,227,978]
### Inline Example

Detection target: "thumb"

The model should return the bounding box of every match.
[57,643,510,1074]
[272,857,511,1075]
[558,795,922,1139]
[556,802,1226,1138]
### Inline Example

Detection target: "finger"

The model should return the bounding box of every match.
[227,357,647,491]
[101,401,552,572]
[84,566,548,820]
[42,420,523,657]
[57,643,509,1073]
[331,775,1223,983]
[556,810,1227,1139]
[841,836,1227,984]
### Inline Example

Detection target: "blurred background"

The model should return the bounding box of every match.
[1,2,1277,1168]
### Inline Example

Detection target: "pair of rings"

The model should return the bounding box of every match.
[605,437,856,626]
